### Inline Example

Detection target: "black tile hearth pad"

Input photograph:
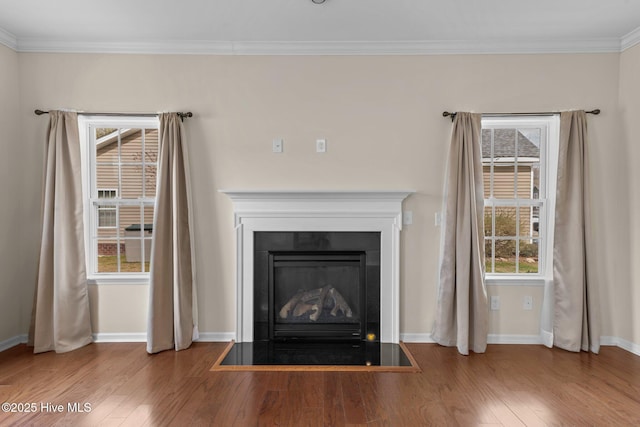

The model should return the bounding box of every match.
[218,341,415,368]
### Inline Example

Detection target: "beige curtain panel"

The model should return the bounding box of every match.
[432,112,489,355]
[29,111,93,354]
[553,111,600,353]
[147,113,197,354]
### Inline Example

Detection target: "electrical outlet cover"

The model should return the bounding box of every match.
[402,211,413,225]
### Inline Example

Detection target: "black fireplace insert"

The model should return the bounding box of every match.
[254,232,380,342]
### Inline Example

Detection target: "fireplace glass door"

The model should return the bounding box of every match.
[269,252,366,340]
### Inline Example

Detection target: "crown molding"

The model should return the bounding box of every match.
[233,39,624,55]
[16,39,235,55]
[0,26,17,50]
[12,37,625,55]
[621,25,640,51]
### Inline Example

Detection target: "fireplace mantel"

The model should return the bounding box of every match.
[220,190,414,343]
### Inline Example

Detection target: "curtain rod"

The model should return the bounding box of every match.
[34,109,193,121]
[442,109,600,121]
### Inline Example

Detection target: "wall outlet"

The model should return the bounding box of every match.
[272,139,283,153]
[402,211,413,225]
[523,295,533,310]
[490,296,500,311]
[316,139,326,153]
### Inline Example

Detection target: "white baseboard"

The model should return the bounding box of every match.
[402,333,640,354]
[0,334,27,352]
[3,332,639,357]
[400,333,541,345]
[92,333,146,343]
[487,334,543,345]
[195,332,235,342]
[600,336,618,346]
[91,332,236,344]
[601,336,640,357]
[400,333,435,343]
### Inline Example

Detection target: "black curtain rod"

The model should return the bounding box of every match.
[34,109,193,121]
[442,109,600,121]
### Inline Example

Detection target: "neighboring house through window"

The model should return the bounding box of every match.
[481,116,559,280]
[79,116,159,281]
[97,189,117,228]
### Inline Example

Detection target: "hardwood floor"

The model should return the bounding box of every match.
[1,342,639,426]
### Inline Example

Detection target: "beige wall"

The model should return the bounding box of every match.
[620,44,640,346]
[0,44,28,343]
[11,52,627,343]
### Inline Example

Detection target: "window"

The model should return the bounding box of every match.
[482,116,559,279]
[97,189,117,228]
[79,116,159,280]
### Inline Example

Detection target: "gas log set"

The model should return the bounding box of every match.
[279,285,353,322]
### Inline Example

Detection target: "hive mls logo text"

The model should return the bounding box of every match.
[68,402,92,413]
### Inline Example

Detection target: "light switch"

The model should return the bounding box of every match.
[272,139,283,153]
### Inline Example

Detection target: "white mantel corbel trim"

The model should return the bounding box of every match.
[220,190,414,343]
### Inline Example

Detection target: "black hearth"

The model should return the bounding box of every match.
[254,232,380,342]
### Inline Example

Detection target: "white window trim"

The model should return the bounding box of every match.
[78,115,160,285]
[482,115,559,285]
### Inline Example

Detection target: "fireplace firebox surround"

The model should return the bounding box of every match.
[220,190,414,343]
[254,232,380,341]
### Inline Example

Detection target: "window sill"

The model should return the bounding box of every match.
[485,275,547,286]
[88,275,150,286]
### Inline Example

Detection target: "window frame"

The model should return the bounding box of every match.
[79,115,160,285]
[481,115,559,285]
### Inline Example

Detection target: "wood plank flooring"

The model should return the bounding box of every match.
[1,342,639,426]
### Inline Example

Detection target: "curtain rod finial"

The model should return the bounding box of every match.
[35,109,48,115]
[443,111,456,121]
[177,112,193,122]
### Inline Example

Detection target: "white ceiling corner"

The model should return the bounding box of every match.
[622,26,640,51]
[0,26,17,50]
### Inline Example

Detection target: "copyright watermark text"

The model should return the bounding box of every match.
[2,402,92,414]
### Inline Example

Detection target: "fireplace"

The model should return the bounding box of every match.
[253,232,380,341]
[220,190,413,343]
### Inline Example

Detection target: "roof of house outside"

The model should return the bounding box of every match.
[481,129,539,160]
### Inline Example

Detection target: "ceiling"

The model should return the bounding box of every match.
[1,0,640,54]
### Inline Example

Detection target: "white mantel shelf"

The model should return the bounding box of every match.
[220,189,415,344]
[220,190,415,199]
